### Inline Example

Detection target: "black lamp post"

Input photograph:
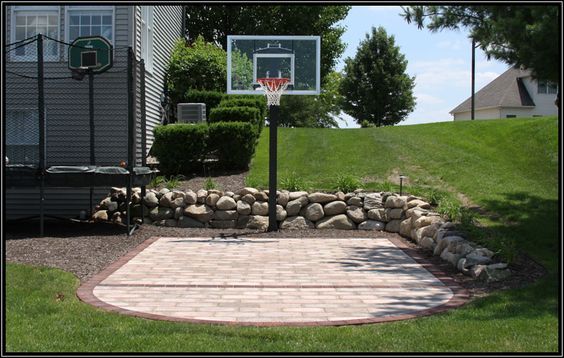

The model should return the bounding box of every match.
[399,175,406,196]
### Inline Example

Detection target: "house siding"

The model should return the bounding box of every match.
[453,108,501,121]
[4,5,179,220]
[520,77,559,117]
[133,6,183,154]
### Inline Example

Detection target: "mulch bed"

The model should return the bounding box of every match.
[4,219,546,300]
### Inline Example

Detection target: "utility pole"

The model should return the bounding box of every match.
[471,38,476,120]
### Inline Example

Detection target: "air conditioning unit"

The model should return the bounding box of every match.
[177,103,206,123]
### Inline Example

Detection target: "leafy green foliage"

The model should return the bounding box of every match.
[280,172,310,192]
[219,97,267,119]
[204,177,218,190]
[208,106,261,128]
[340,26,416,127]
[333,173,363,193]
[166,36,227,105]
[184,5,350,84]
[152,123,209,174]
[402,5,559,82]
[184,90,225,113]
[208,122,259,170]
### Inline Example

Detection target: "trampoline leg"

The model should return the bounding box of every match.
[141,185,146,225]
[39,177,45,237]
[89,187,93,217]
[126,182,132,236]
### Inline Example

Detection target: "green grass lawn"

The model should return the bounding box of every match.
[5,117,559,352]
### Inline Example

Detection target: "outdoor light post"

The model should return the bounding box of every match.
[399,175,406,196]
[268,105,279,232]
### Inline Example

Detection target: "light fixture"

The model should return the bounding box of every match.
[399,175,407,196]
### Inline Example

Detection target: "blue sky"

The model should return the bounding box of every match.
[333,6,510,128]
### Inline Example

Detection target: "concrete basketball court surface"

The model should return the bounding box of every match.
[78,236,469,326]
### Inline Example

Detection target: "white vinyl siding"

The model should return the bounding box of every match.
[140,6,154,72]
[11,6,59,61]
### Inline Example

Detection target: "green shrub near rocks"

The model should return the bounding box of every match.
[208,106,261,127]
[152,122,259,174]
[152,123,208,174]
[184,90,224,113]
[219,97,267,119]
[209,122,259,170]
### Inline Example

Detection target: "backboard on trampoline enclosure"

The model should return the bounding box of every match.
[226,35,320,95]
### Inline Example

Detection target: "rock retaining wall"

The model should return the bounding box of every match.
[93,187,510,282]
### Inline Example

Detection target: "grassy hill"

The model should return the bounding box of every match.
[248,117,558,269]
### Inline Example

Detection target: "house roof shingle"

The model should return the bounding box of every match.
[450,67,535,114]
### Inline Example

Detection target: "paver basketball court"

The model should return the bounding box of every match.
[78,237,469,326]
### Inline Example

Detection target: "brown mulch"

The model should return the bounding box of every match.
[4,219,546,301]
[154,171,248,193]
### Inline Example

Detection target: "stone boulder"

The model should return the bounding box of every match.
[384,196,406,209]
[196,189,207,204]
[184,191,197,205]
[358,220,385,231]
[367,208,387,222]
[316,214,356,230]
[286,196,308,216]
[149,207,174,221]
[184,204,214,222]
[419,237,436,251]
[385,219,402,233]
[308,192,337,204]
[177,216,204,228]
[347,196,363,207]
[385,208,404,220]
[323,201,347,216]
[280,216,315,230]
[363,193,382,210]
[215,210,238,221]
[216,196,237,210]
[241,194,256,204]
[277,192,290,207]
[346,205,366,224]
[407,199,431,209]
[253,191,269,202]
[205,193,220,207]
[304,203,324,222]
[289,191,309,200]
[210,220,236,229]
[247,215,269,231]
[236,200,252,215]
[252,201,269,216]
[413,215,443,229]
[143,192,159,208]
[92,210,108,222]
[276,205,287,221]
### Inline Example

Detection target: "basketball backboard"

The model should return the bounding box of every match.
[227,35,320,95]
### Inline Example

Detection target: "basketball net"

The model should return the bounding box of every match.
[256,77,290,106]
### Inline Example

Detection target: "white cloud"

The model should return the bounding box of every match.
[414,93,445,106]
[436,40,464,51]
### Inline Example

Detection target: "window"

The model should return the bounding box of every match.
[5,109,41,165]
[506,114,516,118]
[140,6,154,72]
[67,6,113,43]
[11,6,59,60]
[538,80,558,94]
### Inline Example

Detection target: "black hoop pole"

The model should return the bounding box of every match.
[140,59,146,222]
[89,71,95,217]
[126,47,134,235]
[37,34,46,237]
[267,104,279,232]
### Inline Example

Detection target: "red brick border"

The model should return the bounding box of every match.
[77,236,470,327]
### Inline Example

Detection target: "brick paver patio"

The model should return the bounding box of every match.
[78,237,469,326]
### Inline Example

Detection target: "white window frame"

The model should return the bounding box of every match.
[140,6,154,73]
[10,6,61,62]
[65,6,115,45]
[538,79,559,95]
[5,108,47,166]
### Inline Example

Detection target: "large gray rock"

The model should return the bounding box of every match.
[324,201,347,215]
[434,235,465,256]
[216,196,237,210]
[419,237,436,251]
[276,205,287,221]
[237,187,258,196]
[252,201,269,216]
[174,207,183,220]
[143,192,159,208]
[385,208,404,220]
[247,215,269,231]
[286,197,308,216]
[280,216,315,230]
[210,220,236,229]
[184,191,197,205]
[92,210,108,222]
[177,216,205,228]
[236,200,252,215]
[363,193,383,210]
[316,214,356,230]
[385,219,402,233]
[465,252,493,266]
[150,207,174,221]
[159,192,174,208]
[215,210,238,221]
[254,191,269,202]
[184,204,214,222]
[399,218,412,238]
[367,208,387,222]
[277,191,290,207]
[103,199,118,213]
[289,191,309,200]
[413,215,443,229]
[170,197,185,210]
[308,192,337,204]
[241,194,256,205]
[347,196,363,207]
[196,189,208,204]
[406,207,428,220]
[158,188,170,198]
[236,215,250,229]
[335,191,346,201]
[358,220,385,231]
[477,266,511,282]
[385,196,406,209]
[305,203,324,222]
[346,205,366,224]
[205,193,220,207]
[407,199,432,209]
[440,248,462,267]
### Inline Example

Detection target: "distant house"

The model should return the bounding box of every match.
[450,67,558,120]
[4,5,184,219]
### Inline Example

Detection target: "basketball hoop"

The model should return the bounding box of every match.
[256,77,290,106]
